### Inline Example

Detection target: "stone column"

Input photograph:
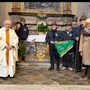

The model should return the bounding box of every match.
[63,2,72,14]
[67,2,71,10]
[63,2,67,11]
[12,2,21,12]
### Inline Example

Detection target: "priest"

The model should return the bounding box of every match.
[0,20,18,80]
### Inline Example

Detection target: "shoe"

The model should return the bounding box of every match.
[83,77,88,80]
[61,66,66,70]
[57,66,60,71]
[48,66,54,71]
[8,75,14,79]
[10,77,14,79]
[2,77,7,80]
[75,70,81,73]
[56,64,60,71]
[68,67,73,71]
[57,68,60,71]
[82,67,86,70]
[79,77,88,80]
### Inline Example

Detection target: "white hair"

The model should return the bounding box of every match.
[3,20,12,25]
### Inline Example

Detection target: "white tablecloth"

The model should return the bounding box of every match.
[27,35,46,42]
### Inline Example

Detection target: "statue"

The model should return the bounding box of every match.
[27,39,36,55]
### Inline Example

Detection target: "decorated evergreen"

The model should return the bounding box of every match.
[37,23,50,34]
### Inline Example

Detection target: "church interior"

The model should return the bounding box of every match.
[0,2,90,90]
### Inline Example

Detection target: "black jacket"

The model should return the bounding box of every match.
[73,24,85,39]
[62,30,74,41]
[46,29,63,46]
[19,25,29,40]
[72,24,85,43]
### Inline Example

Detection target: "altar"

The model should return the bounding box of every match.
[27,35,46,43]
[26,35,49,59]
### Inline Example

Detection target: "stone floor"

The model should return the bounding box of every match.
[0,55,90,85]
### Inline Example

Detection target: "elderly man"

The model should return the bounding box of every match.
[46,22,63,71]
[61,23,74,71]
[73,14,87,73]
[0,20,18,80]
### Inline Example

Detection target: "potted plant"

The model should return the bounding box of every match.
[18,40,26,62]
[37,23,50,34]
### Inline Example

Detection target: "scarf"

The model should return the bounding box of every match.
[81,27,90,37]
[84,27,90,34]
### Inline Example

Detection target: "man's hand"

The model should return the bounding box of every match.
[76,37,79,41]
[50,41,54,44]
[6,45,13,50]
[80,51,83,56]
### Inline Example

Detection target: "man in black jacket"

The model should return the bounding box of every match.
[71,16,79,71]
[19,18,29,61]
[73,14,87,72]
[45,22,63,71]
[20,18,29,40]
[61,23,74,71]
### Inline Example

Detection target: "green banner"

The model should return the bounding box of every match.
[54,40,74,57]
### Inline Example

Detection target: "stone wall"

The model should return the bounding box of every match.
[0,2,90,26]
[0,2,12,26]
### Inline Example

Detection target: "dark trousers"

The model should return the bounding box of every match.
[87,65,90,79]
[74,41,82,71]
[62,49,74,68]
[49,46,60,66]
[75,52,82,71]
